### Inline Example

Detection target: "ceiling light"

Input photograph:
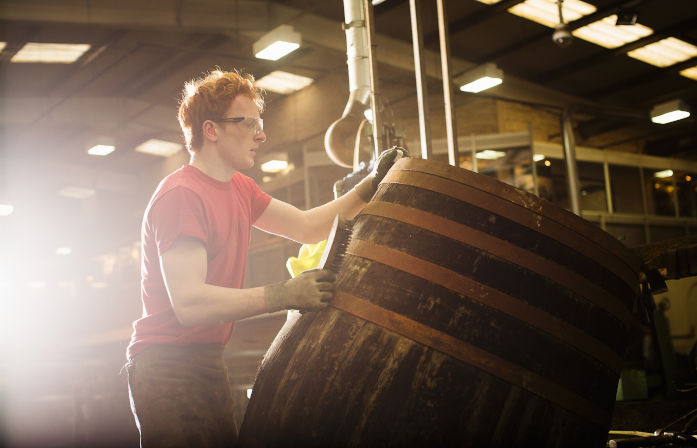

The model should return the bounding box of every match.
[627,37,697,67]
[260,152,289,173]
[651,99,691,124]
[455,63,503,93]
[654,169,673,178]
[87,144,115,156]
[255,70,314,94]
[533,154,546,162]
[59,186,96,199]
[476,150,506,160]
[56,247,72,256]
[0,203,14,216]
[572,15,653,49]
[253,25,301,61]
[11,43,90,63]
[135,138,183,157]
[473,0,502,3]
[679,65,697,81]
[27,281,46,289]
[508,0,596,28]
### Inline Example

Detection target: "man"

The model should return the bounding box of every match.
[125,69,403,447]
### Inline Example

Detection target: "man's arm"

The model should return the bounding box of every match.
[253,189,365,245]
[254,147,407,244]
[161,236,334,326]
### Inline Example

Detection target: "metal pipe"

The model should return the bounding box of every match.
[363,0,382,159]
[436,0,459,166]
[560,108,581,215]
[603,160,614,214]
[409,0,432,160]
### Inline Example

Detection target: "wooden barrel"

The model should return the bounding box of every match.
[238,157,640,448]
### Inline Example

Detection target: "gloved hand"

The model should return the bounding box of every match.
[354,146,408,202]
[264,269,336,313]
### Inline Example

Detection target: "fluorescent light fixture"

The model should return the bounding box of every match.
[27,281,46,289]
[654,169,673,178]
[476,150,506,160]
[456,63,503,93]
[0,203,14,216]
[56,247,72,256]
[11,43,90,63]
[679,65,697,81]
[255,70,314,94]
[572,15,653,49]
[651,99,691,124]
[59,186,96,199]
[260,152,289,173]
[533,154,546,162]
[508,0,596,28]
[253,25,301,61]
[627,37,697,67]
[87,144,115,156]
[135,138,183,157]
[473,0,502,3]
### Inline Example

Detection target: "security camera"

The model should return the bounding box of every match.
[553,23,573,48]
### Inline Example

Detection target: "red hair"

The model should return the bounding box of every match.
[178,69,264,152]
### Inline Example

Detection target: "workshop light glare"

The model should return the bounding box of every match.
[533,154,546,162]
[654,169,673,179]
[572,15,653,49]
[681,66,697,81]
[628,37,697,68]
[255,71,314,94]
[0,203,14,216]
[135,139,183,157]
[456,63,503,94]
[11,43,90,63]
[260,153,289,173]
[253,25,301,61]
[476,150,506,160]
[651,100,691,124]
[508,0,596,28]
[59,186,96,199]
[87,144,115,156]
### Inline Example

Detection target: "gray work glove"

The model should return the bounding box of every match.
[354,146,408,202]
[264,269,336,313]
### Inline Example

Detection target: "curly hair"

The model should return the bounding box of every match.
[178,69,264,152]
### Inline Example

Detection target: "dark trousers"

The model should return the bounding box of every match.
[126,344,239,448]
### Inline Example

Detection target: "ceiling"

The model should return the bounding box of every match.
[1,0,696,410]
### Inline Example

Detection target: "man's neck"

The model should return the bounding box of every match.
[189,147,236,182]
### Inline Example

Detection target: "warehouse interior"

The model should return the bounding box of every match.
[1,0,697,446]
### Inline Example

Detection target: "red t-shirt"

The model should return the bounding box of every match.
[127,165,271,359]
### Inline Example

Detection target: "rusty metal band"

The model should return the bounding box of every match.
[362,200,633,332]
[389,157,638,274]
[345,235,623,374]
[381,168,638,293]
[332,290,611,428]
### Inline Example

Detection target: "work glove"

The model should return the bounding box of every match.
[354,146,408,202]
[264,269,336,313]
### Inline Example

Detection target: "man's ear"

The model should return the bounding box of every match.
[202,121,217,140]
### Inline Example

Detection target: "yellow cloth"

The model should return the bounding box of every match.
[286,240,327,278]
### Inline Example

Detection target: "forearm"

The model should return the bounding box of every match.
[301,189,365,243]
[170,283,269,327]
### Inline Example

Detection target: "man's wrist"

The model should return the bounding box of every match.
[263,282,286,313]
[353,175,376,202]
